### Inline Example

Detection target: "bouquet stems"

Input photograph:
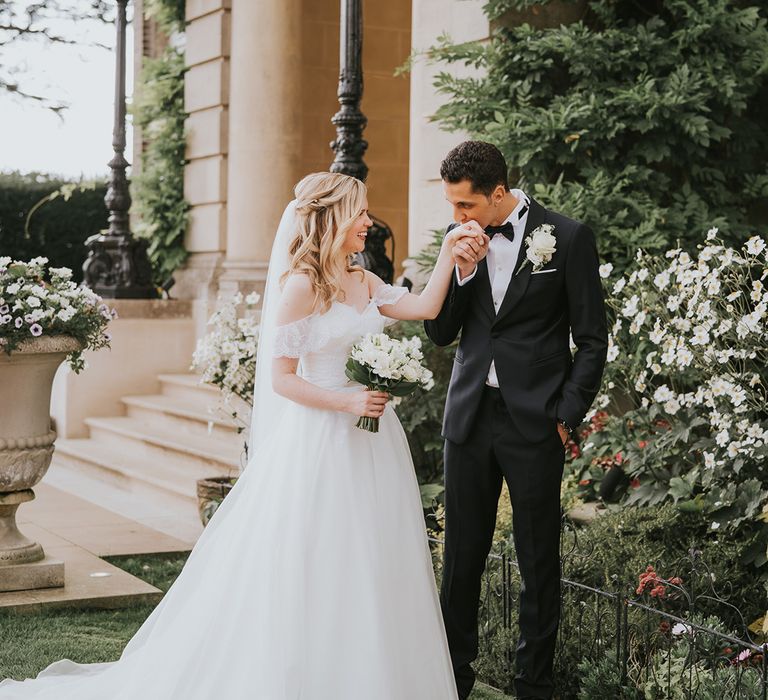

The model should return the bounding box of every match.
[355,414,380,433]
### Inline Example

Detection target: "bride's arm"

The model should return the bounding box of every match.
[272,274,390,418]
[370,223,488,321]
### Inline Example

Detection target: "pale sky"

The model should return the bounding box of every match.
[0,2,134,179]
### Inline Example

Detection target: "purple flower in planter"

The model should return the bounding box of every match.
[14,316,23,329]
[29,323,43,337]
[0,304,8,314]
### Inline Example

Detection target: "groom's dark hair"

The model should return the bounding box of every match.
[440,141,509,197]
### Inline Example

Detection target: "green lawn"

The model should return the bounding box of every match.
[0,552,511,697]
[0,552,189,680]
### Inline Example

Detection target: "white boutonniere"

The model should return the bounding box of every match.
[516,224,556,275]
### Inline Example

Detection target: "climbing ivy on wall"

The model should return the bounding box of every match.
[131,0,188,287]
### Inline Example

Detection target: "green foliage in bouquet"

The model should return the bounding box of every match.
[130,0,189,286]
[0,258,115,372]
[422,0,768,275]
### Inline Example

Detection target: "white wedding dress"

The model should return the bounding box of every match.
[0,284,459,700]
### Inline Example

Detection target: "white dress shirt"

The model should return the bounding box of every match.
[454,189,530,388]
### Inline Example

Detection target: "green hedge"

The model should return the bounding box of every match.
[0,172,107,282]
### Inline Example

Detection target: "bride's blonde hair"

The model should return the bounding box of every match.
[281,171,367,313]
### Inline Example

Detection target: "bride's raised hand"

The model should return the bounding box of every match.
[344,388,391,418]
[445,221,489,265]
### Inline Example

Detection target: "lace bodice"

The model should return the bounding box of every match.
[272,284,408,389]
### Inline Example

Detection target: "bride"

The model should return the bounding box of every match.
[0,171,487,699]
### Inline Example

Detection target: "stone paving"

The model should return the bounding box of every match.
[0,482,193,613]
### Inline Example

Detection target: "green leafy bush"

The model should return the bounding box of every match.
[0,172,107,282]
[577,655,640,700]
[425,0,768,275]
[562,504,763,625]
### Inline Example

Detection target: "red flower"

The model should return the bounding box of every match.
[630,478,641,488]
[615,451,624,464]
[638,440,648,449]
[579,479,591,486]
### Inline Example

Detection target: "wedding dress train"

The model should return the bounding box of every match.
[0,284,458,699]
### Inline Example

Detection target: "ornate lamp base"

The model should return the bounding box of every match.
[83,234,158,299]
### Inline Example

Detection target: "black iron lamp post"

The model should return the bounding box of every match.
[330,0,394,284]
[83,0,156,298]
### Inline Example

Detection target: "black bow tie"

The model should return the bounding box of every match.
[484,222,516,242]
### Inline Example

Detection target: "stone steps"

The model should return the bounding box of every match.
[83,416,242,474]
[121,393,241,440]
[48,373,245,543]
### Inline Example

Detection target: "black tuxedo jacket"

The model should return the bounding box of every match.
[424,198,608,445]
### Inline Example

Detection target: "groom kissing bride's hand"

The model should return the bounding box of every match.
[447,220,490,281]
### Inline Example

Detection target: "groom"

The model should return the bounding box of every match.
[425,141,608,699]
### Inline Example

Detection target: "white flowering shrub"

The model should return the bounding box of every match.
[575,230,768,556]
[0,257,115,372]
[191,291,260,407]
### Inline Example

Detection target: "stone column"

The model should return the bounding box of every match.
[408,0,489,255]
[179,0,232,340]
[218,0,303,301]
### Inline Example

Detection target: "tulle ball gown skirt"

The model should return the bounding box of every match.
[0,397,458,699]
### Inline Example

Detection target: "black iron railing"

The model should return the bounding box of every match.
[429,519,767,699]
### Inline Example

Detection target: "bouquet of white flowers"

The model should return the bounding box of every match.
[346,332,434,433]
[0,256,115,372]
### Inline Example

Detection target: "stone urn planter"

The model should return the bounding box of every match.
[0,335,82,592]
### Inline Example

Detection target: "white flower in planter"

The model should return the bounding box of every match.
[0,259,114,372]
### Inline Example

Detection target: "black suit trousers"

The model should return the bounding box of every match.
[441,385,565,700]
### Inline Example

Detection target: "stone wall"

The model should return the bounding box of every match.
[408,0,489,255]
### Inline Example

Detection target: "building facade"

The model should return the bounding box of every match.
[134,0,491,330]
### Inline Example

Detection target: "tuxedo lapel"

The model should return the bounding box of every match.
[493,198,546,324]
